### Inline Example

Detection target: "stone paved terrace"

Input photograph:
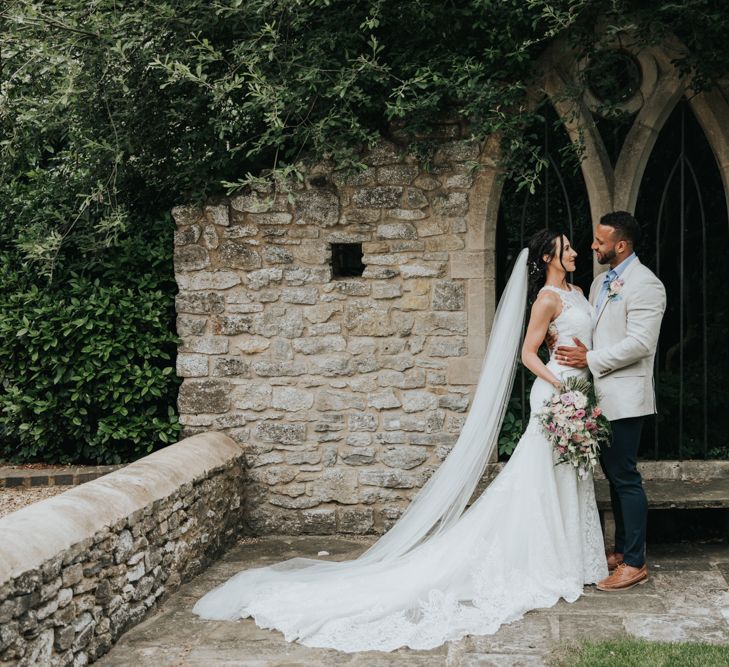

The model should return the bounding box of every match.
[97,536,729,666]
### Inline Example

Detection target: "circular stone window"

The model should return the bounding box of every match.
[585,50,642,107]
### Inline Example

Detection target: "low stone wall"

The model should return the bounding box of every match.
[0,433,244,666]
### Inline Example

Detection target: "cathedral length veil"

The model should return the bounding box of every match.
[193,249,530,643]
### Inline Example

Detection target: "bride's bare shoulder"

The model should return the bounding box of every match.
[531,288,561,314]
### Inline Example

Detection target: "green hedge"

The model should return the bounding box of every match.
[0,225,181,465]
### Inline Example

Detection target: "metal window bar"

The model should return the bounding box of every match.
[653,103,709,458]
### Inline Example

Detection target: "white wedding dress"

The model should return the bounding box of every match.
[193,253,608,652]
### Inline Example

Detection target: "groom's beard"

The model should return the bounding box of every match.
[596,248,616,265]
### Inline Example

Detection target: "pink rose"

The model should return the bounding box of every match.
[592,407,602,417]
[575,409,586,418]
[560,392,575,405]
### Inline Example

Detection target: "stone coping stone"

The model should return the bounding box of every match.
[595,478,729,510]
[0,431,242,586]
[0,464,124,488]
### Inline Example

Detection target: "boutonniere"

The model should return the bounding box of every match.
[607,278,624,301]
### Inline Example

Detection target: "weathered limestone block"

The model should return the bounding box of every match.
[343,303,394,336]
[176,315,206,336]
[246,268,284,290]
[252,360,307,377]
[371,282,403,299]
[218,241,262,270]
[400,262,445,278]
[337,508,375,533]
[173,245,209,272]
[348,413,378,432]
[413,174,441,190]
[177,271,241,291]
[359,469,419,489]
[332,168,377,187]
[262,246,294,264]
[281,287,319,304]
[413,312,467,335]
[215,314,253,335]
[293,336,346,355]
[225,222,258,238]
[309,352,351,375]
[380,446,428,470]
[367,389,401,409]
[255,421,306,445]
[212,357,250,377]
[426,336,467,357]
[364,140,402,166]
[177,379,230,414]
[204,204,229,226]
[405,188,429,209]
[174,225,201,246]
[339,447,376,466]
[376,222,417,240]
[334,280,370,297]
[250,212,292,225]
[352,186,403,209]
[310,469,359,504]
[175,292,225,315]
[292,241,329,264]
[294,190,340,226]
[315,390,366,411]
[377,368,426,389]
[385,208,427,220]
[432,280,465,310]
[176,354,208,378]
[432,192,469,217]
[313,414,345,432]
[376,165,417,185]
[401,391,439,413]
[271,387,314,412]
[433,139,481,163]
[171,205,204,227]
[179,336,228,355]
[230,190,274,213]
[254,310,304,338]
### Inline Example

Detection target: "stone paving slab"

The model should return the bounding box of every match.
[97,537,729,667]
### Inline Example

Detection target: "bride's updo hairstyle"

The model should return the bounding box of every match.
[526,229,567,304]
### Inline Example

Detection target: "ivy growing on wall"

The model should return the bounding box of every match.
[2,0,729,462]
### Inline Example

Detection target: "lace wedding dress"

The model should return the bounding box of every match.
[192,252,608,652]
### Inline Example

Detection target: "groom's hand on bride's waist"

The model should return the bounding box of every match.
[555,337,588,368]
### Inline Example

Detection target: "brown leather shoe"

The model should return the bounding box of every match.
[596,562,648,591]
[606,551,624,572]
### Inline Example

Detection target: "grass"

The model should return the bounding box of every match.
[548,638,729,666]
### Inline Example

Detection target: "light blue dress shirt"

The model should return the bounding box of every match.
[595,252,637,312]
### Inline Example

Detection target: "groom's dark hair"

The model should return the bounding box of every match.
[599,211,641,249]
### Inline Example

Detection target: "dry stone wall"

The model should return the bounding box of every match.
[174,128,498,535]
[0,433,244,667]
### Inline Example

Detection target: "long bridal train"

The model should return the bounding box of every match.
[192,249,608,653]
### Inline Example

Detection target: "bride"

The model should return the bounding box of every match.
[192,229,609,652]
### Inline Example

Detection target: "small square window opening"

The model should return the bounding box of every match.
[331,243,364,278]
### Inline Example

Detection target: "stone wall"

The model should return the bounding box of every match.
[173,126,501,535]
[0,433,244,666]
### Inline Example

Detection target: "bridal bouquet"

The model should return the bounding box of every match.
[538,377,611,480]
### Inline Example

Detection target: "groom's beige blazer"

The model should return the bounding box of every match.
[586,258,666,421]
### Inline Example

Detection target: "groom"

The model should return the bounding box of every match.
[556,211,666,591]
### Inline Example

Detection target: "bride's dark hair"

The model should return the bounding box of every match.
[526,229,568,304]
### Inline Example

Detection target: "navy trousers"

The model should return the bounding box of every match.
[599,416,647,567]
